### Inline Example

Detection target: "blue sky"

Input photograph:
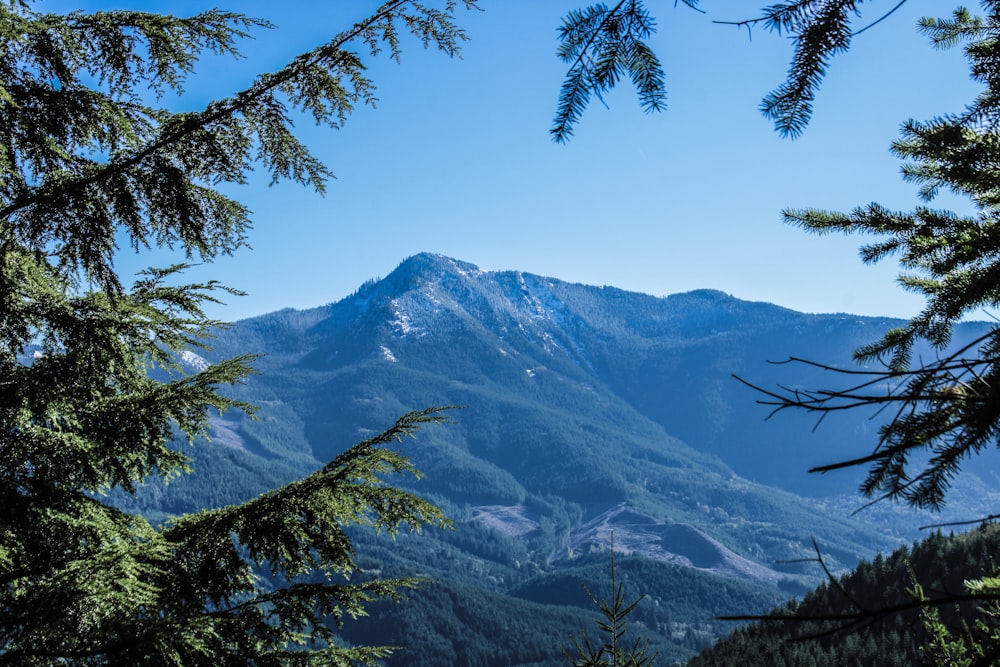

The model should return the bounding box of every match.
[91,1,981,321]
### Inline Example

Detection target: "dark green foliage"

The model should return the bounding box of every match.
[550,1,1000,664]
[750,1,859,138]
[723,4,1000,661]
[552,1,907,139]
[341,576,611,667]
[154,409,453,662]
[742,3,1000,512]
[0,2,475,292]
[125,252,1000,664]
[689,524,1000,667]
[553,1,1000,509]
[915,563,1000,666]
[112,441,310,526]
[0,2,478,664]
[556,0,1000,512]
[519,554,784,651]
[551,1,668,142]
[339,554,785,666]
[184,257,926,564]
[553,3,1000,663]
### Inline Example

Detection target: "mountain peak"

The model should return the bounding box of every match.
[392,253,482,281]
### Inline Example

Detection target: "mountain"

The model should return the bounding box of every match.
[117,253,996,665]
[212,252,990,495]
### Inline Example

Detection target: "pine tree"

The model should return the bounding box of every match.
[562,537,657,667]
[0,2,473,664]
[551,0,670,143]
[743,4,1000,512]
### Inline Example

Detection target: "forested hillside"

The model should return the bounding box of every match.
[689,524,1000,666]
[98,253,997,665]
[340,554,787,666]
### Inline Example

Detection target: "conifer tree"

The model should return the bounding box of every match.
[740,4,1000,512]
[562,536,657,667]
[0,2,473,664]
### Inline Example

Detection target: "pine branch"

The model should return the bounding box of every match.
[0,2,397,223]
[552,0,666,142]
[0,1,477,290]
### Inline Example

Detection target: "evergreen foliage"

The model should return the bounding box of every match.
[556,1,1000,663]
[551,0,669,143]
[341,575,611,667]
[0,1,475,664]
[688,524,1000,667]
[743,4,1000,512]
[916,566,1000,667]
[337,549,781,666]
[190,269,916,571]
[553,1,912,140]
[562,539,658,667]
[555,3,1000,510]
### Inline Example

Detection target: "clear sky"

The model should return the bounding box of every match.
[80,1,982,321]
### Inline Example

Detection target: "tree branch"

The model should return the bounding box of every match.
[0,0,411,222]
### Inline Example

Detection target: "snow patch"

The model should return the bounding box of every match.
[380,345,397,363]
[525,368,536,378]
[449,257,483,280]
[32,350,43,359]
[389,298,415,335]
[517,272,547,319]
[181,350,210,372]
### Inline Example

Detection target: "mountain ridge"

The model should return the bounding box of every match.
[211,252,991,502]
[127,252,998,665]
[223,253,903,491]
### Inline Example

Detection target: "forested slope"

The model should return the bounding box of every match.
[689,524,1000,666]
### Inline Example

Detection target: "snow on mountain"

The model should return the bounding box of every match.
[362,253,595,368]
[180,350,210,372]
[194,251,995,615]
[389,298,420,337]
